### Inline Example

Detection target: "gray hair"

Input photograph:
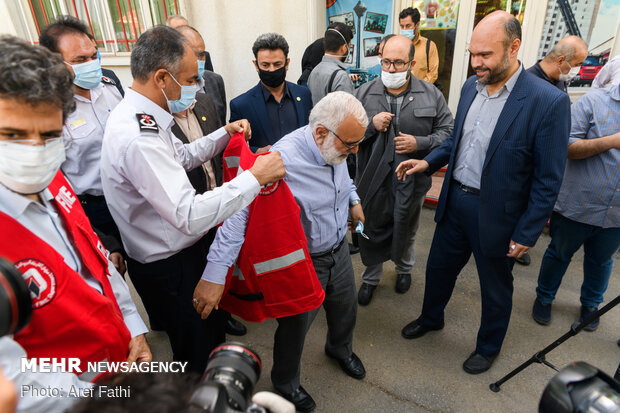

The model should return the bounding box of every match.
[131,25,187,82]
[309,91,369,133]
[0,35,75,120]
[252,33,289,58]
[502,17,521,48]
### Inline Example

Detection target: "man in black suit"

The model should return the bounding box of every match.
[175,25,227,128]
[230,33,312,153]
[167,14,214,71]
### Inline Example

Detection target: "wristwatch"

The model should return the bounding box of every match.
[350,199,361,207]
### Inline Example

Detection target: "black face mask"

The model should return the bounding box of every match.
[258,66,286,88]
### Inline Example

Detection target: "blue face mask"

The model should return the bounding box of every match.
[67,59,102,89]
[197,59,206,79]
[401,29,415,40]
[161,72,198,113]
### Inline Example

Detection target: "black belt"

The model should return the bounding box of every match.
[77,194,105,204]
[310,238,346,259]
[453,180,480,195]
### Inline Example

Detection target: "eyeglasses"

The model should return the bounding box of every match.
[380,59,410,70]
[323,126,364,150]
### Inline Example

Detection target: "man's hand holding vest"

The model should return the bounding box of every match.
[249,151,286,186]
[193,280,225,320]
[224,119,252,141]
[126,334,152,363]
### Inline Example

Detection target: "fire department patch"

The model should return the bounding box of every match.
[14,259,57,309]
[259,181,279,196]
[136,113,158,133]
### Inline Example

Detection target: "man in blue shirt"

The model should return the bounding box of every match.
[194,92,369,412]
[532,85,620,330]
[230,33,312,153]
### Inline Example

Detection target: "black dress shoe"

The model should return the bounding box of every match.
[463,352,497,374]
[395,273,411,293]
[275,385,316,413]
[401,319,444,339]
[515,252,531,266]
[325,350,366,379]
[225,316,247,336]
[357,282,376,306]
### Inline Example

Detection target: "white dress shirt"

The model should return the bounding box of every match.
[592,54,620,89]
[100,88,260,263]
[0,182,147,412]
[62,82,122,196]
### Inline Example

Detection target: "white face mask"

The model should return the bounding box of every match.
[381,70,410,89]
[559,61,580,82]
[0,138,66,194]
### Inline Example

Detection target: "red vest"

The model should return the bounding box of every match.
[218,133,325,322]
[0,171,131,381]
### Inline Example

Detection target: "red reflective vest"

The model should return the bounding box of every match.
[218,133,325,322]
[0,171,131,381]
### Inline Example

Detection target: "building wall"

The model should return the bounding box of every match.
[538,0,601,59]
[185,0,325,108]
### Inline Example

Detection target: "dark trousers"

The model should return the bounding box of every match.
[79,195,122,247]
[307,240,358,359]
[127,233,225,373]
[271,311,310,393]
[418,183,515,356]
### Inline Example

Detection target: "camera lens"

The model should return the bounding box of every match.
[202,342,262,411]
[0,257,32,337]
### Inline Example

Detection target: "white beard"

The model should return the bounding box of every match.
[319,133,347,165]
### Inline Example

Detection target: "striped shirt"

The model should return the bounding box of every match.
[554,84,620,228]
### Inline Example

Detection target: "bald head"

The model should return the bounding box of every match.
[469,11,521,86]
[545,35,588,67]
[175,25,205,61]
[474,11,521,48]
[382,35,415,62]
[167,15,188,28]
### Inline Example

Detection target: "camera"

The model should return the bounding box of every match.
[0,256,32,337]
[188,342,267,413]
[540,361,620,413]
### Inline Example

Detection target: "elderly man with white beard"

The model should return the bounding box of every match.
[197,91,369,412]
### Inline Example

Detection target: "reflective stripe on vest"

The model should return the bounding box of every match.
[79,358,107,382]
[253,248,306,275]
[232,265,245,280]
[224,156,245,176]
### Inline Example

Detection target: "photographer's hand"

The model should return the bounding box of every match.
[252,391,296,413]
[127,334,152,363]
[193,280,225,320]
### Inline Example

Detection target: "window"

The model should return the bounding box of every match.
[7,0,181,54]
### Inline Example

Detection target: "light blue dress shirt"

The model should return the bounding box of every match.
[453,65,523,189]
[203,125,359,284]
[554,84,620,228]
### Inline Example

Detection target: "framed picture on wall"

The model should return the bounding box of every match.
[364,11,388,34]
[363,37,381,57]
[328,12,356,35]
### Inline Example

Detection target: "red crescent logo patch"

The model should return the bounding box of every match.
[15,259,57,309]
[259,181,280,196]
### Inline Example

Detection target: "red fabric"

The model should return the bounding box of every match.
[0,172,131,381]
[219,133,324,322]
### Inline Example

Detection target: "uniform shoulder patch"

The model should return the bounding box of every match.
[101,76,116,85]
[136,113,159,133]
